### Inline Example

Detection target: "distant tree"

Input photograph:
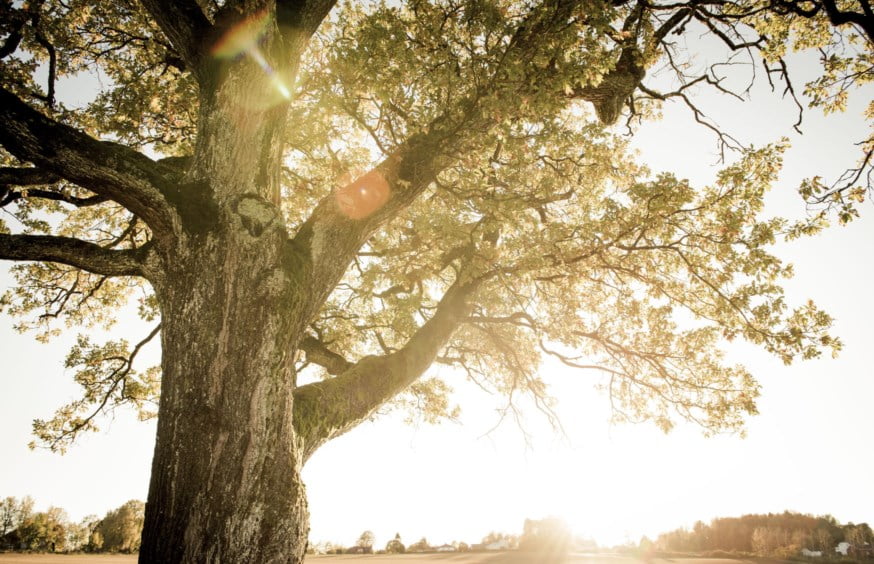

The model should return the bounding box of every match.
[65,514,98,552]
[0,496,35,548]
[659,511,853,556]
[751,527,770,555]
[791,529,811,551]
[0,496,34,542]
[692,520,711,552]
[88,529,104,552]
[845,523,874,548]
[386,533,405,554]
[408,537,430,552]
[639,536,654,550]
[329,544,346,555]
[357,529,375,549]
[457,541,470,552]
[93,500,145,553]
[0,497,15,539]
[16,507,68,552]
[811,528,834,553]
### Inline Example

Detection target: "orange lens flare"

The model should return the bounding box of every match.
[335,171,391,220]
[210,11,291,100]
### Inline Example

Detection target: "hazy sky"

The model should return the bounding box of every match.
[1,45,872,552]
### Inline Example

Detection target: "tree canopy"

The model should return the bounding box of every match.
[2,0,864,447]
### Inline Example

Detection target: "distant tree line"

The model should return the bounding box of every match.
[307,518,593,556]
[656,511,873,559]
[307,530,517,555]
[0,496,144,553]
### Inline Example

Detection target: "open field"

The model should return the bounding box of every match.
[0,554,763,564]
[0,556,137,563]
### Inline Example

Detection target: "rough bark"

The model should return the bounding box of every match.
[141,219,309,562]
[137,21,311,560]
[136,6,345,557]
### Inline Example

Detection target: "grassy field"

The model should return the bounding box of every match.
[0,554,761,564]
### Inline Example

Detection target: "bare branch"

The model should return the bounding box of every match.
[0,233,152,278]
[0,169,109,208]
[298,335,353,375]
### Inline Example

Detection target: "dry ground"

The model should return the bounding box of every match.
[0,554,758,564]
[0,556,137,563]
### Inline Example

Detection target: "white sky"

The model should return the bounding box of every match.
[1,43,872,552]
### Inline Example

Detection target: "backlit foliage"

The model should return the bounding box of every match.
[1,0,862,449]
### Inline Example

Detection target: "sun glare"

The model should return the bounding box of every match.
[335,170,391,219]
[211,10,292,102]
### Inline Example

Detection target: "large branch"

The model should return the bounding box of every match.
[287,122,461,329]
[820,0,874,41]
[137,0,212,77]
[0,166,59,186]
[293,279,477,461]
[0,87,178,239]
[0,234,152,277]
[0,168,108,207]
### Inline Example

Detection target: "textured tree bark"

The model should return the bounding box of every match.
[140,214,311,562]
[139,198,311,561]
[1,1,473,561]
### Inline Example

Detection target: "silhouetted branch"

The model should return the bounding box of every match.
[293,279,478,461]
[0,86,178,239]
[0,233,152,278]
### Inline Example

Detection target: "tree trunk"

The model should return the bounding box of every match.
[140,221,310,562]
[140,63,311,561]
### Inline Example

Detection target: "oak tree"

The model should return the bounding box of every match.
[1,0,866,561]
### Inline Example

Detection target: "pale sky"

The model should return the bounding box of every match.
[1,46,872,553]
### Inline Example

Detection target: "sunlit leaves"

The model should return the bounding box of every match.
[1,0,852,443]
[305,78,836,434]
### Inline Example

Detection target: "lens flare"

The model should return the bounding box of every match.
[211,11,291,101]
[211,11,270,59]
[335,171,391,220]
